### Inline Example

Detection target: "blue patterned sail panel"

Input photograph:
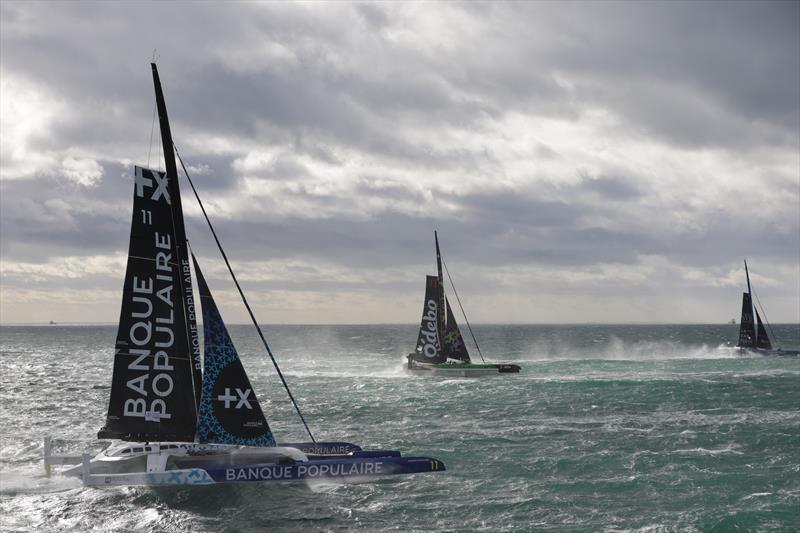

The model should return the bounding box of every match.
[192,255,276,447]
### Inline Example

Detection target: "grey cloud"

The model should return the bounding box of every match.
[577,174,642,200]
[1,1,798,322]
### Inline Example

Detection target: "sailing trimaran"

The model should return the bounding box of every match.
[44,63,445,486]
[407,232,521,376]
[735,260,799,356]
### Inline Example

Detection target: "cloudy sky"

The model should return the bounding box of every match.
[1,1,798,324]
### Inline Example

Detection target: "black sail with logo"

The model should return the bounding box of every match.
[193,255,275,446]
[737,292,756,348]
[411,276,446,363]
[443,298,471,362]
[97,166,198,441]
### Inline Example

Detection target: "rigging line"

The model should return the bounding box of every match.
[173,143,316,443]
[753,290,780,348]
[440,256,487,363]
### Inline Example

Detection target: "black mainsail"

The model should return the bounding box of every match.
[737,291,756,348]
[98,64,200,441]
[193,255,275,447]
[97,166,198,441]
[411,275,446,363]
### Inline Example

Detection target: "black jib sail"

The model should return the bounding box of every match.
[412,275,446,363]
[443,298,470,362]
[755,310,772,350]
[98,166,199,441]
[737,292,756,348]
[193,255,275,447]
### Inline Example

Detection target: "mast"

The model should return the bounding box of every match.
[737,259,757,348]
[745,259,756,345]
[151,63,202,410]
[745,260,753,307]
[434,231,446,347]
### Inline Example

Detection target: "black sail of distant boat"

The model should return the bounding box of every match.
[97,166,198,442]
[193,255,275,447]
[443,298,470,362]
[755,310,772,350]
[737,292,756,348]
[412,275,445,363]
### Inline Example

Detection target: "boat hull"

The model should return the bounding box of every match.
[51,440,444,486]
[74,455,444,487]
[737,347,800,357]
[407,358,521,376]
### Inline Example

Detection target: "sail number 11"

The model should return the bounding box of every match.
[141,210,152,225]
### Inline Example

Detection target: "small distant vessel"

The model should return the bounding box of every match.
[44,62,445,486]
[48,320,56,325]
[407,232,521,376]
[735,260,799,357]
[728,318,736,325]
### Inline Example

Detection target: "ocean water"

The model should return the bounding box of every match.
[1,323,798,532]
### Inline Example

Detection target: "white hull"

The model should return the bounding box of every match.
[58,441,306,485]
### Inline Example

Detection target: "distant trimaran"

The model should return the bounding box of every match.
[735,260,798,357]
[44,63,445,486]
[407,232,521,376]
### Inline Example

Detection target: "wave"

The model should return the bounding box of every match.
[516,336,742,361]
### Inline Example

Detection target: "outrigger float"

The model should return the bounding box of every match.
[734,260,799,357]
[407,232,521,376]
[44,63,445,486]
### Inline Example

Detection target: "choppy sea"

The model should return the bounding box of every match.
[1,323,799,532]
